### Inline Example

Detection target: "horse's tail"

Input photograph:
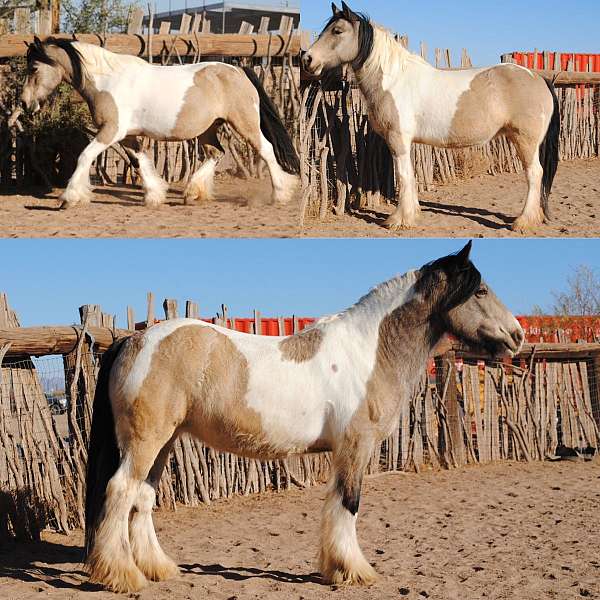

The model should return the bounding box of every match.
[84,336,128,559]
[242,66,300,175]
[539,77,560,220]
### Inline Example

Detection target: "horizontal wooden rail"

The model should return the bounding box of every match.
[0,32,300,59]
[453,342,600,361]
[532,70,600,85]
[0,325,128,356]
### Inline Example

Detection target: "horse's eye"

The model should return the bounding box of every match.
[333,28,343,35]
[475,288,488,299]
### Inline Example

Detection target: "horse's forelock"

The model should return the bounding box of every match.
[416,253,482,312]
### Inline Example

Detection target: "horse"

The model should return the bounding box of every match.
[84,241,524,593]
[20,37,300,209]
[302,3,560,233]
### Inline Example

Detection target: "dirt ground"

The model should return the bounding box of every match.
[303,158,600,239]
[1,460,599,600]
[0,159,597,238]
[0,159,600,237]
[0,177,300,239]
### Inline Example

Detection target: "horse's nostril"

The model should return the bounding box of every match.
[512,328,524,346]
[304,54,312,66]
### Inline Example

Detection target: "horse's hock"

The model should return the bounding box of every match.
[300,50,600,221]
[1,290,599,542]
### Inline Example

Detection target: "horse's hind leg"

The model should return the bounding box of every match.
[121,136,169,208]
[87,434,174,592]
[130,435,180,581]
[183,125,224,205]
[227,108,298,205]
[320,434,377,585]
[510,131,545,232]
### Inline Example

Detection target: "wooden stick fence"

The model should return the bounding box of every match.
[300,45,600,221]
[1,291,599,541]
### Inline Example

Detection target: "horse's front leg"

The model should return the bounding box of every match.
[383,139,421,230]
[319,433,377,586]
[60,129,117,209]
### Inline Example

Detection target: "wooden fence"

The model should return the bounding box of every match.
[300,45,600,221]
[0,8,301,191]
[1,291,599,541]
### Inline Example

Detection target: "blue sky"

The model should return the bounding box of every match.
[0,239,597,328]
[300,0,600,66]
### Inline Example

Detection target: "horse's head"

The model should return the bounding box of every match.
[302,2,373,77]
[417,241,524,359]
[21,37,84,113]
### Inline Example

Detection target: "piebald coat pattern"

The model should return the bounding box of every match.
[84,242,524,593]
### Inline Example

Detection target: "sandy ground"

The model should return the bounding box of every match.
[303,159,600,239]
[1,460,599,600]
[0,177,301,239]
[0,159,597,238]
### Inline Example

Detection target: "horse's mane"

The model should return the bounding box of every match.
[71,42,147,75]
[415,246,482,312]
[26,37,86,89]
[26,38,147,87]
[322,12,429,88]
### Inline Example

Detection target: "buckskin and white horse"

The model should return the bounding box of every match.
[21,37,300,208]
[84,241,524,593]
[302,3,560,232]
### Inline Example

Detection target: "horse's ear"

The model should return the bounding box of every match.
[331,2,340,15]
[456,240,473,266]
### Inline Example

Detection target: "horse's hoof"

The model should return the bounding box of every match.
[183,186,211,205]
[323,563,377,587]
[272,173,300,205]
[383,219,413,231]
[511,214,543,233]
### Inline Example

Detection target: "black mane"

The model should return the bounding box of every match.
[321,11,374,71]
[416,246,482,312]
[26,37,86,89]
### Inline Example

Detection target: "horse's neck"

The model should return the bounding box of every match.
[353,27,431,106]
[336,274,440,380]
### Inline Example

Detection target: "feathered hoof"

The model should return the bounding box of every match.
[321,558,377,587]
[183,183,213,205]
[383,214,418,231]
[511,210,545,233]
[137,555,179,582]
[59,187,92,209]
[87,554,148,593]
[272,173,300,205]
